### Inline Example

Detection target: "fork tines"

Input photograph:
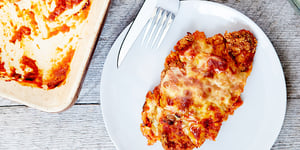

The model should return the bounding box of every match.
[142,7,175,49]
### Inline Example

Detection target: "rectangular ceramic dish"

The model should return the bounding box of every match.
[0,0,111,112]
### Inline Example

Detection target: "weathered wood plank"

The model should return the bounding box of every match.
[0,105,115,149]
[0,0,299,149]
[272,98,300,150]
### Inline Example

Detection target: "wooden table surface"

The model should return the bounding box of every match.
[0,0,299,149]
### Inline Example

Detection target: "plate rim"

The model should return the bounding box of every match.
[100,1,287,149]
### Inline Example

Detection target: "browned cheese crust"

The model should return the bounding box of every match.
[141,30,257,150]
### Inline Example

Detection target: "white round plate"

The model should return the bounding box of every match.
[100,1,286,150]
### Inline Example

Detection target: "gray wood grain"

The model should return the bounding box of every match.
[0,0,299,149]
[0,105,115,150]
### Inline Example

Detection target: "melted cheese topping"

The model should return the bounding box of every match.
[141,30,257,150]
[0,0,90,89]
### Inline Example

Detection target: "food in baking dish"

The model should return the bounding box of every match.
[0,0,91,89]
[141,30,257,149]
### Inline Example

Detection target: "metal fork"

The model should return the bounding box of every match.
[141,0,179,48]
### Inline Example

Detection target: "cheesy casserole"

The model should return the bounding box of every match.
[141,30,257,149]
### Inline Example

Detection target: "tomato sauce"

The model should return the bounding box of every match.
[48,24,70,38]
[20,56,39,81]
[0,62,5,72]
[46,49,74,89]
[10,26,31,44]
[48,0,85,21]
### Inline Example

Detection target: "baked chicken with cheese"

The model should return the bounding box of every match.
[141,30,257,149]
